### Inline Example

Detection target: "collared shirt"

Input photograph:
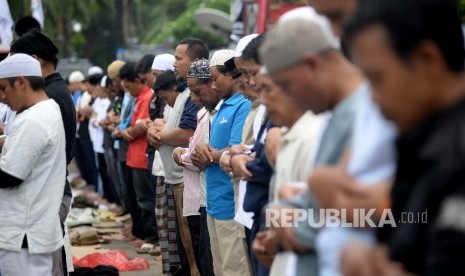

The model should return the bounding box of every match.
[241,99,263,145]
[119,93,135,131]
[45,72,76,197]
[72,90,82,106]
[115,92,134,162]
[234,103,267,229]
[0,99,66,253]
[209,100,224,125]
[126,86,153,169]
[316,84,398,276]
[378,97,465,275]
[158,88,196,184]
[181,107,210,216]
[44,72,76,166]
[273,111,323,201]
[206,92,251,220]
[281,86,362,276]
[243,119,274,216]
[270,111,325,276]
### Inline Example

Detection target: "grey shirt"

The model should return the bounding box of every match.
[282,85,363,276]
[159,89,191,184]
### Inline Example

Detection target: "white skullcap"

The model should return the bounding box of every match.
[279,7,340,50]
[0,53,42,79]
[235,34,259,57]
[260,7,341,74]
[69,71,85,83]
[152,53,175,71]
[100,75,108,87]
[87,66,103,76]
[210,49,237,68]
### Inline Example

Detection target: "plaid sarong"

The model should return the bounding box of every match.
[155,177,180,273]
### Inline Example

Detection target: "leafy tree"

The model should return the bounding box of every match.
[142,0,230,48]
[8,0,230,67]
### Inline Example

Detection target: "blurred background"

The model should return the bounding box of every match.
[6,0,461,77]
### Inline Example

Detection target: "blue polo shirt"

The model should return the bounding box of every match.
[206,92,251,220]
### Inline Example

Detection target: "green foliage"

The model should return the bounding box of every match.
[144,0,230,48]
[460,0,465,22]
[7,0,230,67]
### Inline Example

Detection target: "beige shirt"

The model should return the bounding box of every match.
[273,111,323,202]
[270,111,324,276]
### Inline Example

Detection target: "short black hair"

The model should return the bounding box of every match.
[241,34,265,64]
[178,38,210,60]
[215,65,230,76]
[7,76,45,91]
[225,57,241,79]
[153,70,177,93]
[119,62,139,82]
[10,29,59,68]
[15,16,41,37]
[345,0,465,72]
[136,54,155,75]
[86,73,104,85]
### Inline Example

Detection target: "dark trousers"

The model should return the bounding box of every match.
[125,166,158,242]
[97,152,118,204]
[104,148,122,205]
[246,219,271,276]
[75,137,98,186]
[117,161,130,214]
[187,207,215,276]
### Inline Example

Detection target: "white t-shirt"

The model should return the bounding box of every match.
[76,91,92,110]
[75,91,92,137]
[0,99,66,254]
[0,103,16,135]
[89,97,111,153]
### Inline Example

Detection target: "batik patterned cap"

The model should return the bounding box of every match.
[187,58,210,79]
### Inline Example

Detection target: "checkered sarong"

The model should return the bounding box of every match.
[155,178,180,273]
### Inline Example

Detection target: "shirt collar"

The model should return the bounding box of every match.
[397,96,465,155]
[44,72,62,86]
[222,92,244,106]
[136,85,152,99]
[177,81,188,92]
[211,99,224,116]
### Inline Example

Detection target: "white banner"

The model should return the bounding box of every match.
[31,0,44,28]
[0,0,13,45]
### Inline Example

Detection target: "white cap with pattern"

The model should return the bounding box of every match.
[210,49,236,68]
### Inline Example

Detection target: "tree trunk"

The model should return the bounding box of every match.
[59,13,70,57]
[122,0,130,46]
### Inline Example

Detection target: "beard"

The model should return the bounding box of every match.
[205,102,217,113]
